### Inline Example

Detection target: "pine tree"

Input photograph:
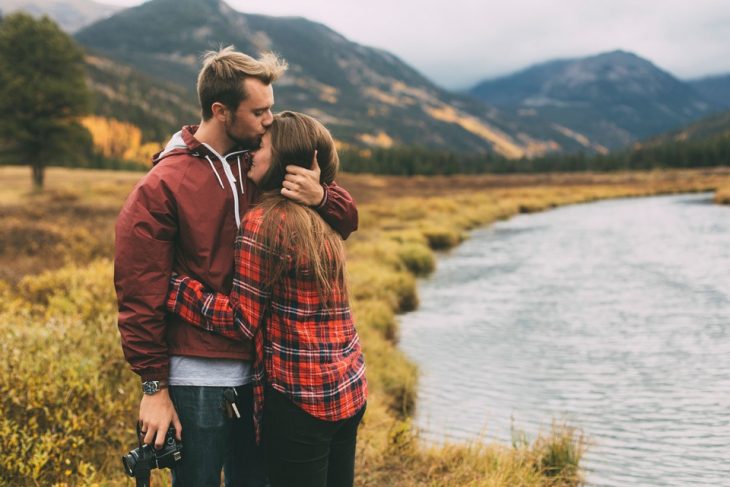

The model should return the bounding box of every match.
[0,13,92,189]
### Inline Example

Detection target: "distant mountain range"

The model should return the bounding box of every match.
[467,51,719,151]
[2,0,120,32]
[7,0,730,158]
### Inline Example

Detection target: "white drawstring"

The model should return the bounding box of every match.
[201,145,245,228]
[206,155,224,189]
[236,156,245,195]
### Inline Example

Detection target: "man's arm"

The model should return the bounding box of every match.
[315,181,358,240]
[114,170,182,448]
[282,152,358,240]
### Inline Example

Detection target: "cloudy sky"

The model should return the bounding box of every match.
[100,0,730,89]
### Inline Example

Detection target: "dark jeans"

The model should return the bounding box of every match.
[169,384,268,487]
[262,387,366,487]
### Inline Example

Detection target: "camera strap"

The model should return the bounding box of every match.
[136,422,145,450]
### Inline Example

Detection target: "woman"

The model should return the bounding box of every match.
[166,111,367,487]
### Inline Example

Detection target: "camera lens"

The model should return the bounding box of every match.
[122,450,138,476]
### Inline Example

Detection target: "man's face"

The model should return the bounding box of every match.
[224,78,274,150]
[248,132,272,185]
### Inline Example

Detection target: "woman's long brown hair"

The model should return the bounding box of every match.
[254,111,346,301]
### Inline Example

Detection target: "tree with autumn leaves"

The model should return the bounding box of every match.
[0,12,93,189]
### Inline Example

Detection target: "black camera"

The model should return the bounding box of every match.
[122,425,183,487]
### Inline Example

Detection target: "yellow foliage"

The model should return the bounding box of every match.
[81,116,160,163]
[358,130,395,148]
[0,260,138,484]
[424,104,526,159]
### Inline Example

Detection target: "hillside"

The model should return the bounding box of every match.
[468,50,713,151]
[637,108,730,148]
[530,108,730,173]
[74,0,589,157]
[1,0,120,32]
[84,53,199,142]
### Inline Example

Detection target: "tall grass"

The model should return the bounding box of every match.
[2,166,730,485]
[714,185,730,204]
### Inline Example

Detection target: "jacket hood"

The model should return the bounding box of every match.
[152,124,253,227]
[152,125,206,166]
[152,125,252,167]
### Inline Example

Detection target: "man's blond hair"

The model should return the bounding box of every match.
[197,46,288,120]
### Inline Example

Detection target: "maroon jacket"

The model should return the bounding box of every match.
[114,125,358,382]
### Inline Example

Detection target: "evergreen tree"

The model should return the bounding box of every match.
[0,13,92,189]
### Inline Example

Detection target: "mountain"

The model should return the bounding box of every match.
[688,74,730,111]
[468,50,712,151]
[74,0,588,158]
[1,0,121,32]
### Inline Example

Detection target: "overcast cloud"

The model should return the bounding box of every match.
[100,0,730,89]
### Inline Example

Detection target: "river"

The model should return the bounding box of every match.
[399,193,730,486]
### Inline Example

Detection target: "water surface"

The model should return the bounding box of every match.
[399,193,730,486]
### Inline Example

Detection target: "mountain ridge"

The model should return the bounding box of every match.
[28,0,725,157]
[468,50,714,150]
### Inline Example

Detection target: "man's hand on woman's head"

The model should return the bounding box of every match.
[282,150,325,206]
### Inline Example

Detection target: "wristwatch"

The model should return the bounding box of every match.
[142,380,168,395]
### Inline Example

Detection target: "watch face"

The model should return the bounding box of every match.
[143,381,159,394]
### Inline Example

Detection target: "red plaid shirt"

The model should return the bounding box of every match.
[167,206,367,439]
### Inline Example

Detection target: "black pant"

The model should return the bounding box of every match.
[170,384,268,487]
[262,387,365,487]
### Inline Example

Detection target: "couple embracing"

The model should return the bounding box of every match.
[114,47,367,487]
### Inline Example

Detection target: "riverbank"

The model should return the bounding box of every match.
[397,191,730,485]
[346,167,730,485]
[714,184,730,204]
[2,166,730,485]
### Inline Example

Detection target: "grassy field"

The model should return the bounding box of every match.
[2,165,730,485]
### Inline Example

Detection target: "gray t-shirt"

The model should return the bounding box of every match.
[168,356,252,387]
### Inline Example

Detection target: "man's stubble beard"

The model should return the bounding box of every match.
[225,114,262,151]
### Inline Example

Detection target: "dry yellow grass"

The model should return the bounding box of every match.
[2,165,730,485]
[714,185,730,204]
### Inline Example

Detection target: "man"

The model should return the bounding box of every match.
[114,47,358,486]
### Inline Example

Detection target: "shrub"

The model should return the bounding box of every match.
[396,242,435,276]
[348,260,418,313]
[533,424,586,481]
[0,261,138,484]
[420,226,463,250]
[352,298,397,342]
[17,259,116,319]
